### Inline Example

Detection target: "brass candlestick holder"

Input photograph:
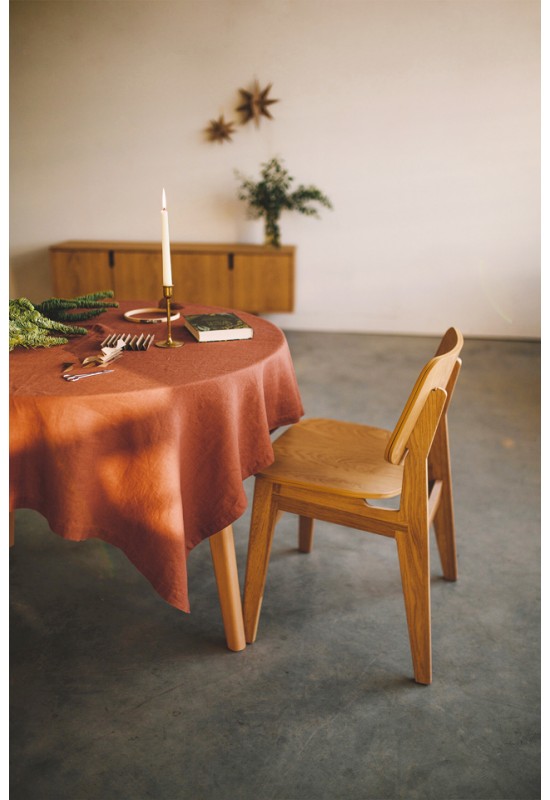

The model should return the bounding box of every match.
[155,286,183,348]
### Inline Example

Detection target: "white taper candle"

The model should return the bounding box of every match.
[161,188,173,286]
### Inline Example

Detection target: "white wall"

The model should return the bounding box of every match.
[10,0,540,338]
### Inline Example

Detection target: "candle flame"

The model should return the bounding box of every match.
[162,188,166,210]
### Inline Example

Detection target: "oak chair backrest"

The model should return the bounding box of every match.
[384,327,464,466]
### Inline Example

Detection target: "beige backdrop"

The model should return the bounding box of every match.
[9,0,540,337]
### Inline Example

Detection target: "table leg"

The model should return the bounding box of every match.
[209,526,246,652]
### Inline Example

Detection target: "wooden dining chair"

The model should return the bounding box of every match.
[242,327,463,684]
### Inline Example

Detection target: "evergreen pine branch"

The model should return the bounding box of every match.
[9,298,88,350]
[36,291,118,321]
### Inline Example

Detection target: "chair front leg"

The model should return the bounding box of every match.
[243,478,279,643]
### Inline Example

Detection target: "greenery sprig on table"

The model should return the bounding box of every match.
[235,157,332,247]
[36,291,118,322]
[9,291,119,351]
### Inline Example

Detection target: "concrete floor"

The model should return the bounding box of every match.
[10,331,540,800]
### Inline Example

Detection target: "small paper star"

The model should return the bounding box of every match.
[237,81,279,126]
[205,115,236,143]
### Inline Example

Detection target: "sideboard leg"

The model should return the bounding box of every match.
[209,526,246,652]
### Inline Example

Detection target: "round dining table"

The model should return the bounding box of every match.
[9,301,304,651]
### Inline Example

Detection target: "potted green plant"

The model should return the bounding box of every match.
[235,157,332,247]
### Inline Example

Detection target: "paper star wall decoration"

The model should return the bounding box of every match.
[205,115,236,143]
[237,81,279,126]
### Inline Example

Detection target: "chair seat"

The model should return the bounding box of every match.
[260,418,404,499]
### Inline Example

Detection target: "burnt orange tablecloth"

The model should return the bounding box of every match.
[10,302,304,611]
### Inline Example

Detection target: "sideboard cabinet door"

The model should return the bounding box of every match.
[172,253,232,306]
[232,252,294,313]
[51,249,114,297]
[112,251,162,301]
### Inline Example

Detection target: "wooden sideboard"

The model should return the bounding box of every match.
[49,241,295,314]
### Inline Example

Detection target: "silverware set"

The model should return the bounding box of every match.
[62,333,154,382]
[101,333,155,350]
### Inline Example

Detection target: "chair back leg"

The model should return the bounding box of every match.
[433,488,458,582]
[395,516,432,685]
[429,415,458,581]
[394,388,448,685]
[298,516,315,553]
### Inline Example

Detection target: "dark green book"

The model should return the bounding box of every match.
[183,312,253,342]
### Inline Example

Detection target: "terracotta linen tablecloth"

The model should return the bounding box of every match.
[10,302,304,612]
